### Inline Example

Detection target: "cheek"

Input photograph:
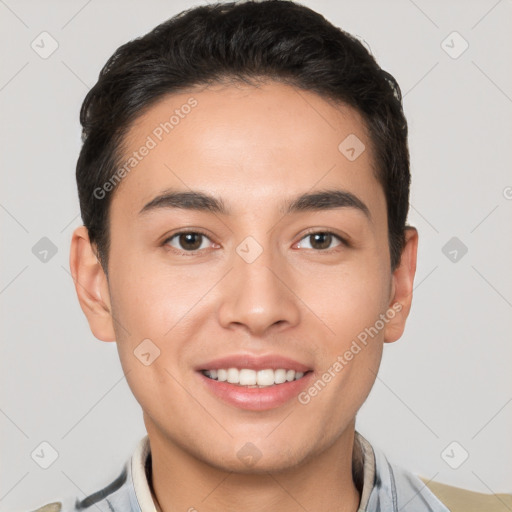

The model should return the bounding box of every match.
[304,258,389,414]
[298,268,387,424]
[107,253,217,398]
[299,259,390,348]
[107,263,192,418]
[109,251,210,339]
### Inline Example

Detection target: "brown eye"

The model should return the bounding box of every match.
[297,231,344,251]
[165,232,211,252]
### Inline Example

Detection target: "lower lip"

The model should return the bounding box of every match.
[198,372,314,411]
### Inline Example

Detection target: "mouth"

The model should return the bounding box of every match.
[196,354,314,411]
[200,368,311,388]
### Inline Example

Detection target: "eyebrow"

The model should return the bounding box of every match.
[139,188,371,221]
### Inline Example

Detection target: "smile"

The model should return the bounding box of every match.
[201,368,307,387]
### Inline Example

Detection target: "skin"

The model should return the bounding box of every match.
[70,81,418,512]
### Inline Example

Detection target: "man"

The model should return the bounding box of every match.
[30,1,508,510]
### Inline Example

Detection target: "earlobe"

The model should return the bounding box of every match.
[69,226,116,342]
[383,227,419,344]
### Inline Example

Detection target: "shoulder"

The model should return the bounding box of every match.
[24,462,137,512]
[29,504,62,512]
[419,476,512,512]
[363,434,512,512]
[364,439,450,511]
[24,436,150,512]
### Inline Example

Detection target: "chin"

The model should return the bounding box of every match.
[208,454,304,475]
[196,439,315,475]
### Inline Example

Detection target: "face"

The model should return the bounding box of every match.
[71,81,417,473]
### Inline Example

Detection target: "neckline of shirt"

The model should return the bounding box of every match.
[130,430,377,511]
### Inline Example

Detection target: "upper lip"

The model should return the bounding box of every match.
[196,354,312,373]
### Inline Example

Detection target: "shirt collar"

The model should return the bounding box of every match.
[130,433,158,511]
[355,431,377,510]
[130,430,377,511]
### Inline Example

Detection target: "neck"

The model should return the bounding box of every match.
[147,423,363,512]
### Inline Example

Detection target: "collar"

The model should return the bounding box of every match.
[131,433,158,511]
[65,428,448,511]
[355,431,377,510]
[130,430,377,511]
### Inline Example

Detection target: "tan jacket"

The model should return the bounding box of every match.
[420,476,512,511]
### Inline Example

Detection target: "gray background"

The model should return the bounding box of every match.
[1,0,511,509]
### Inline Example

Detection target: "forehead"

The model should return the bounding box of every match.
[111,81,384,221]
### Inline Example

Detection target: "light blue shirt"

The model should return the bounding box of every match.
[32,432,450,512]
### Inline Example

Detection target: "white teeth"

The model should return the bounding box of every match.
[226,368,239,383]
[257,369,275,386]
[274,368,287,384]
[202,368,307,386]
[239,369,257,386]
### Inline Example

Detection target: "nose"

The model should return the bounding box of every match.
[217,243,301,337]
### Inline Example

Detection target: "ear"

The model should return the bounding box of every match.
[69,225,116,342]
[383,227,418,343]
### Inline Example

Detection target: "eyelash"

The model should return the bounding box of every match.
[162,229,348,256]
